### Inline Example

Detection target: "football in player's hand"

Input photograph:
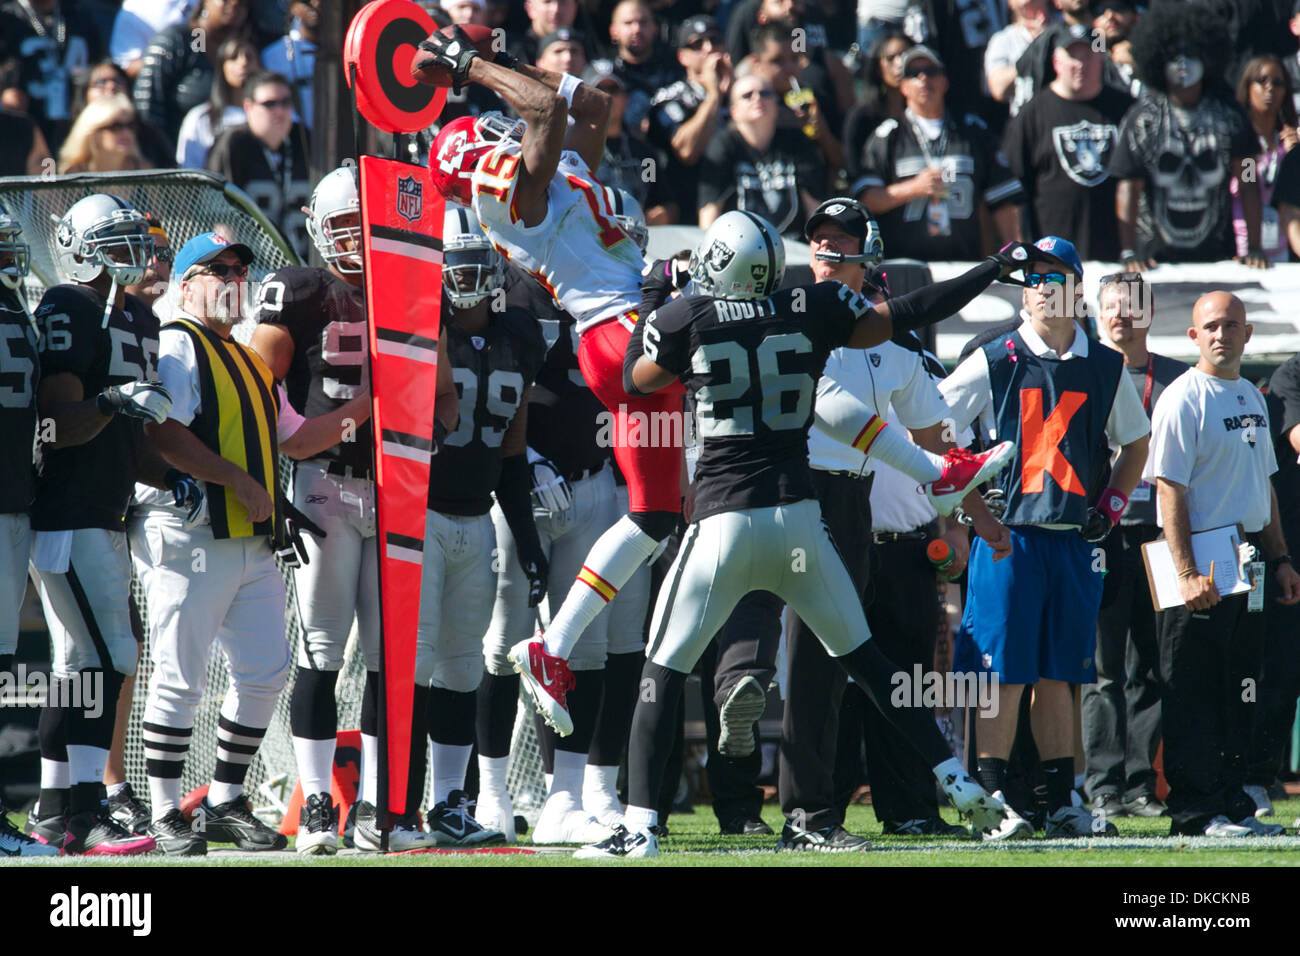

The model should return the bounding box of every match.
[411,23,498,88]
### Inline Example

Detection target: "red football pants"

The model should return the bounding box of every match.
[577,318,685,514]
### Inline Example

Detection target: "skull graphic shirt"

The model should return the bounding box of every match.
[1108,91,1256,262]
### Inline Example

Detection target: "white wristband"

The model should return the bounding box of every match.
[558,72,582,108]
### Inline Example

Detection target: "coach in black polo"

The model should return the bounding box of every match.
[1145,291,1300,837]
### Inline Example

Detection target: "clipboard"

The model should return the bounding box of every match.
[1141,525,1255,611]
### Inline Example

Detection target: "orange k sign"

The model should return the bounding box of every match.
[1020,388,1088,495]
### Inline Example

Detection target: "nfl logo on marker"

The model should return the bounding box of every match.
[397,176,422,223]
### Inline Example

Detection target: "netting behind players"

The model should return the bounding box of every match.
[4,171,547,823]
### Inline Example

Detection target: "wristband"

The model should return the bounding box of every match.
[558,72,582,108]
[1268,553,1293,571]
[1120,249,1139,263]
[1097,486,1128,524]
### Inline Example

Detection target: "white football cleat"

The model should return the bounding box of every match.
[295,792,338,856]
[532,804,615,845]
[940,770,1008,836]
[474,791,517,842]
[717,676,766,758]
[573,824,659,860]
[981,792,1034,842]
[1235,815,1285,837]
[924,442,1017,516]
[1203,815,1254,838]
[508,633,574,737]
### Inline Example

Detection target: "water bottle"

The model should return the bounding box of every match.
[927,539,959,581]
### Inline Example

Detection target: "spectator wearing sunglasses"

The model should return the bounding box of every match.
[1003,22,1132,260]
[207,72,312,262]
[697,72,827,237]
[125,214,174,314]
[857,45,1023,261]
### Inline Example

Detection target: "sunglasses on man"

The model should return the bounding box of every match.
[1025,272,1068,287]
[194,262,249,279]
[903,65,943,79]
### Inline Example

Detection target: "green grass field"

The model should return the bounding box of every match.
[8,799,1300,866]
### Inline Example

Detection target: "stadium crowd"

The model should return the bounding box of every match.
[3,0,1300,858]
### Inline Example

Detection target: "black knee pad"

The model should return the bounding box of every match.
[627,510,681,542]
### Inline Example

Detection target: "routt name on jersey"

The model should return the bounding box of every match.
[252,266,373,474]
[641,281,868,521]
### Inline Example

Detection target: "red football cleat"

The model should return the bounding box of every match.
[508,634,575,737]
[924,441,1017,516]
[63,810,157,856]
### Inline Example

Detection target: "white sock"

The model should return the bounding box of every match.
[867,423,944,482]
[106,781,127,799]
[293,736,336,800]
[543,516,659,659]
[66,744,107,786]
[360,732,379,806]
[933,757,966,782]
[478,754,509,799]
[149,776,181,821]
[549,749,587,801]
[206,780,242,806]
[41,758,69,791]
[624,805,658,831]
[583,764,621,817]
[430,742,472,806]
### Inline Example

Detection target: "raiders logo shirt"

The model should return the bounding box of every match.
[1146,366,1276,534]
[1107,92,1255,263]
[698,125,827,238]
[638,282,869,521]
[1004,85,1132,260]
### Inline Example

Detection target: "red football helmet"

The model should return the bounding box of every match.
[429,112,525,206]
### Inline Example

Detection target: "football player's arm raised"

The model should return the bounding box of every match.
[511,62,612,173]
[845,255,1013,349]
[625,305,686,395]
[462,59,567,227]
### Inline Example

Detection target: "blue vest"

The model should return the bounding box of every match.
[982,330,1123,526]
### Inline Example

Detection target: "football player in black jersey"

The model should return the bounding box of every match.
[577,211,1020,857]
[28,194,180,856]
[0,203,59,857]
[249,166,459,854]
[411,206,545,846]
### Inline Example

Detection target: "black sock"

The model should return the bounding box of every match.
[475,672,519,759]
[1041,757,1075,812]
[290,666,338,739]
[426,686,476,745]
[38,694,70,819]
[589,651,642,767]
[840,640,951,768]
[976,756,1009,796]
[533,708,556,775]
[628,662,686,812]
[555,668,604,756]
[360,670,378,737]
[405,684,430,816]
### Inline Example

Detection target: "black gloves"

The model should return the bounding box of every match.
[275,498,326,569]
[163,468,204,526]
[418,25,481,91]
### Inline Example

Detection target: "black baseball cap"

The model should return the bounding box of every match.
[583,60,626,90]
[676,14,722,48]
[1094,0,1137,12]
[538,28,584,56]
[1049,21,1096,50]
[804,197,870,241]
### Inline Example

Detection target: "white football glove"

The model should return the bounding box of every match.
[97,380,173,424]
[527,448,573,518]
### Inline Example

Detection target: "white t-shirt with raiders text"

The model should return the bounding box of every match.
[1144,366,1276,533]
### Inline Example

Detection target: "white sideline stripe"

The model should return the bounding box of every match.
[376,340,438,364]
[386,544,423,564]
[382,441,432,464]
[371,236,443,264]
